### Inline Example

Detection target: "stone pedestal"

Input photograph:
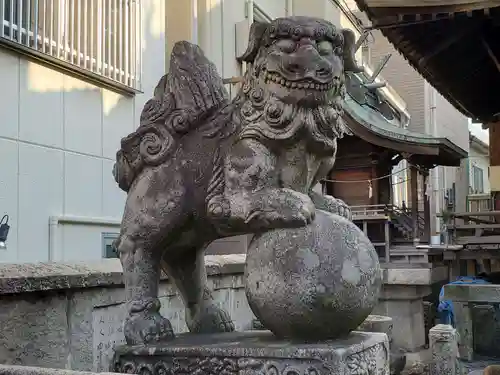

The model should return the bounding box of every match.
[373,284,431,352]
[429,324,460,375]
[112,331,389,375]
[357,315,394,344]
[357,315,406,375]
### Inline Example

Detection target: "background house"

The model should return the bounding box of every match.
[353,4,470,235]
[467,127,491,212]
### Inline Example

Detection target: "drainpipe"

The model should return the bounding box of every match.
[286,0,293,16]
[48,215,121,261]
[247,0,254,25]
[244,0,254,75]
[192,0,198,44]
[429,85,441,233]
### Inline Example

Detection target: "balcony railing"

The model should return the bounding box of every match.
[467,193,493,213]
[0,0,141,91]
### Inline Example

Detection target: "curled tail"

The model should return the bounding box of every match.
[113,41,230,192]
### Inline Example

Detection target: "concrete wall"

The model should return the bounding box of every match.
[0,256,255,373]
[0,0,166,263]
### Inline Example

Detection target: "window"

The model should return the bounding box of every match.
[472,165,484,194]
[102,232,119,258]
[0,0,141,91]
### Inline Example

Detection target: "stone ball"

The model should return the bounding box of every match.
[245,209,381,341]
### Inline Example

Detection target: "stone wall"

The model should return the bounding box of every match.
[0,257,447,372]
[0,365,121,375]
[0,256,253,373]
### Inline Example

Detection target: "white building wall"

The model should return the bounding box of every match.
[0,0,166,263]
[469,145,491,194]
[196,0,287,82]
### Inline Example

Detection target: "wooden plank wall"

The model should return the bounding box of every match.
[460,258,500,277]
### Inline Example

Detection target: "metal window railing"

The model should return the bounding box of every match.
[0,0,142,90]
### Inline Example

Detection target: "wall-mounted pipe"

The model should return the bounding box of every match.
[286,0,293,16]
[247,0,254,23]
[48,215,121,261]
[428,84,441,233]
[192,0,198,44]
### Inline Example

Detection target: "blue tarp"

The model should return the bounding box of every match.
[438,276,491,326]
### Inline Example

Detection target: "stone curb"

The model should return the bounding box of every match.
[0,254,246,295]
[0,365,124,375]
[0,253,443,295]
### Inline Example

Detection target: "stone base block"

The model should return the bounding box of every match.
[112,331,389,375]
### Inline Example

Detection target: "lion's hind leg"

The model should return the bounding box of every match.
[162,244,235,334]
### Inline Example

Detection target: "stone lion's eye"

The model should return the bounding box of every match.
[317,41,334,55]
[276,39,297,53]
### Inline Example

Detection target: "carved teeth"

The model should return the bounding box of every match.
[263,72,332,91]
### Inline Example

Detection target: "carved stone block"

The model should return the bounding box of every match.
[429,324,460,375]
[112,331,389,375]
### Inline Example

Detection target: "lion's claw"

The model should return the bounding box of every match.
[311,192,352,221]
[124,308,174,345]
[189,303,235,334]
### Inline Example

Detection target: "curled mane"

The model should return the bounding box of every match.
[113,41,230,192]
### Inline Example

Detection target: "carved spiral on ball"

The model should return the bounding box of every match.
[139,128,176,165]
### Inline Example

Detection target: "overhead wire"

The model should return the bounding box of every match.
[321,166,410,183]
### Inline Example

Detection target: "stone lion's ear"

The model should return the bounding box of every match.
[237,21,270,63]
[341,29,364,73]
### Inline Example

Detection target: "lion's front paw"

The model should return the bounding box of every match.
[208,188,315,232]
[323,195,352,221]
[245,188,316,230]
[124,299,175,345]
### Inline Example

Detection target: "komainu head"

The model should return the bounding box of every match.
[237,16,363,107]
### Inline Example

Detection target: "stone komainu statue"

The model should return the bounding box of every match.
[112,16,363,345]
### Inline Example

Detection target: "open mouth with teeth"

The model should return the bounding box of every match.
[263,70,334,92]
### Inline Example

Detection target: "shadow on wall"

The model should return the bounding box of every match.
[0,0,165,263]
